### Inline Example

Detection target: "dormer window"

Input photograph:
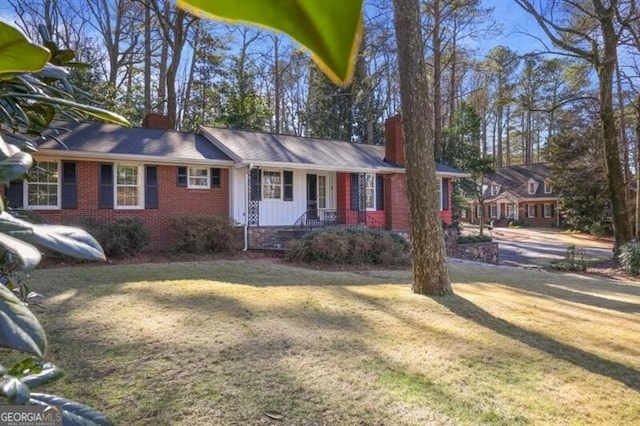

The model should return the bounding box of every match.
[544,180,552,194]
[528,179,537,195]
[490,184,499,196]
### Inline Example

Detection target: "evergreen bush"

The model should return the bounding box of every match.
[620,241,640,276]
[170,216,241,254]
[286,228,409,266]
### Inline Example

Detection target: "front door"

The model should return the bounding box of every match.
[307,174,318,220]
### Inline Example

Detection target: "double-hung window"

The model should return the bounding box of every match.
[188,167,209,189]
[544,204,553,218]
[262,170,282,200]
[26,160,60,209]
[116,164,143,208]
[544,181,552,194]
[365,173,376,210]
[318,175,327,209]
[528,204,536,218]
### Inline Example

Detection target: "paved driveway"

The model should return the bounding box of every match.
[470,227,614,267]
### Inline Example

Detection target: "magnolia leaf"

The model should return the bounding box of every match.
[0,285,47,357]
[21,364,63,389]
[177,0,363,85]
[0,213,106,261]
[6,94,130,127]
[2,377,31,404]
[9,357,43,378]
[0,22,50,75]
[30,393,112,426]
[0,150,33,184]
[0,232,42,272]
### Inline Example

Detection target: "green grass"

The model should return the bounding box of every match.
[6,259,640,425]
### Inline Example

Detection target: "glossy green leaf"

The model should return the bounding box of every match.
[0,284,47,357]
[2,377,31,404]
[0,232,42,272]
[177,0,363,85]
[5,94,130,127]
[0,22,50,75]
[30,393,112,426]
[0,212,106,261]
[9,357,43,378]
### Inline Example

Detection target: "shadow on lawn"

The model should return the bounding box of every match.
[434,294,640,391]
[454,265,640,313]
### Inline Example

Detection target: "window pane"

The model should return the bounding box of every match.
[117,186,139,206]
[365,173,375,209]
[318,176,327,209]
[116,165,140,207]
[27,161,59,207]
[263,171,282,199]
[117,165,138,185]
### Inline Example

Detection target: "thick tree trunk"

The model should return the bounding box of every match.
[392,0,452,296]
[144,4,151,114]
[599,15,630,251]
[432,0,443,160]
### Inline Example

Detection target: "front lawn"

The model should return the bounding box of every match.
[15,260,640,424]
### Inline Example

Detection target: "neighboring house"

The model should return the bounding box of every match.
[3,114,467,250]
[469,163,561,227]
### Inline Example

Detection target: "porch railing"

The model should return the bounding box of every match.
[293,209,387,232]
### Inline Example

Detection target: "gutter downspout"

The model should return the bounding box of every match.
[243,164,254,251]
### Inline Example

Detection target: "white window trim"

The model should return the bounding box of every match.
[318,175,327,209]
[262,169,283,201]
[476,205,482,218]
[365,173,376,211]
[490,184,498,196]
[187,166,210,189]
[544,203,553,218]
[24,160,61,210]
[490,205,497,219]
[544,181,552,194]
[528,179,537,195]
[114,163,144,210]
[528,204,536,218]
[438,178,443,211]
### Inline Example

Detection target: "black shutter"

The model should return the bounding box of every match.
[99,163,114,209]
[376,174,384,211]
[283,170,293,201]
[350,173,359,210]
[442,178,450,210]
[61,161,77,209]
[177,166,187,187]
[551,204,555,217]
[250,168,261,201]
[525,204,529,218]
[145,166,158,209]
[6,181,23,208]
[210,168,221,188]
[533,204,537,217]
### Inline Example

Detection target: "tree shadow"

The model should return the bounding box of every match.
[434,294,640,391]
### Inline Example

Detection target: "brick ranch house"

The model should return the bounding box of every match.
[468,163,561,227]
[3,114,467,250]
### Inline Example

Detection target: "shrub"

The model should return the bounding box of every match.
[457,235,492,244]
[508,219,526,228]
[620,241,640,276]
[78,217,149,258]
[170,215,241,254]
[286,228,409,266]
[549,244,587,272]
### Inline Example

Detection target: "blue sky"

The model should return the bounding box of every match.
[480,0,551,55]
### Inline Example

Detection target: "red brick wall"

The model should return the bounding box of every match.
[519,201,557,227]
[17,160,229,250]
[384,174,409,231]
[384,115,405,166]
[336,173,350,213]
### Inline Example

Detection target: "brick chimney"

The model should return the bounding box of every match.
[142,113,170,130]
[384,114,405,166]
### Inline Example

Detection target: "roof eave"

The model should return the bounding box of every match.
[36,149,234,166]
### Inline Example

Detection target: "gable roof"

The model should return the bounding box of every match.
[35,121,233,166]
[484,163,556,199]
[200,126,467,176]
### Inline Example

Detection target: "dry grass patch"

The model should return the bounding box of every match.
[9,260,640,424]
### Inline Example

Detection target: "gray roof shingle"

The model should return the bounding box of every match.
[200,126,465,175]
[484,163,556,199]
[36,121,233,164]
